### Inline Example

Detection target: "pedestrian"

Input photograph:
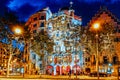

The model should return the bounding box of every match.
[69,69,71,78]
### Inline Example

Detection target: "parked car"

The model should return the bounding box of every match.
[89,72,108,77]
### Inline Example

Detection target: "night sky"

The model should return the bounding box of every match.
[0,0,120,25]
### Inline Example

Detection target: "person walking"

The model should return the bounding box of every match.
[69,69,71,78]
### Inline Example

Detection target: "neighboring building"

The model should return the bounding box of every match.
[0,42,9,75]
[86,7,120,76]
[29,50,42,74]
[25,7,52,33]
[0,42,22,75]
[25,7,52,75]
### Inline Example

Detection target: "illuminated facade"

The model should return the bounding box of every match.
[0,42,9,75]
[0,42,21,75]
[47,7,82,75]
[25,5,83,75]
[25,5,120,76]
[86,7,120,76]
[25,7,52,74]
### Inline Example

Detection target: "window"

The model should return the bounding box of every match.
[67,32,70,36]
[33,63,35,68]
[103,56,108,64]
[67,23,70,28]
[39,58,42,61]
[39,64,42,69]
[85,58,87,62]
[119,29,120,33]
[33,24,37,27]
[32,54,36,59]
[48,27,51,30]
[113,56,118,64]
[33,17,37,21]
[41,29,44,34]
[41,16,45,20]
[85,57,90,62]
[114,38,120,42]
[33,30,36,33]
[56,33,59,37]
[40,22,44,27]
[87,57,90,62]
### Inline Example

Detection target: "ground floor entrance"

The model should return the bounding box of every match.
[46,65,82,75]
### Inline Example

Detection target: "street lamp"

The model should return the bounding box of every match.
[93,23,100,80]
[15,29,21,34]
[93,23,100,30]
[14,28,22,35]
[6,27,23,77]
[14,28,25,77]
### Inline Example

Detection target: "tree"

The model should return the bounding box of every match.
[86,22,115,71]
[0,11,22,77]
[23,26,54,73]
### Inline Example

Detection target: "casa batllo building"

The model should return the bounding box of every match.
[47,7,82,75]
[25,4,83,75]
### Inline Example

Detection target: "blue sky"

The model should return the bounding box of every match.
[0,0,120,25]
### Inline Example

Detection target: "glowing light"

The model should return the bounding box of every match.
[15,28,21,34]
[93,23,100,30]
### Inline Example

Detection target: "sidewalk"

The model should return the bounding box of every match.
[0,75,118,80]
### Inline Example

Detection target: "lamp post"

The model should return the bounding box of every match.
[93,23,100,80]
[6,27,23,77]
[14,28,25,77]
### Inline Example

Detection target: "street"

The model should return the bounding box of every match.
[0,75,118,80]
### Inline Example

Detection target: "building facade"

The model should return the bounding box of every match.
[25,6,120,76]
[86,7,120,76]
[46,7,82,75]
[25,7,52,75]
[25,5,83,75]
[0,42,22,75]
[0,42,9,75]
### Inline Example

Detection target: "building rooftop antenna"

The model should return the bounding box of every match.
[69,1,73,10]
